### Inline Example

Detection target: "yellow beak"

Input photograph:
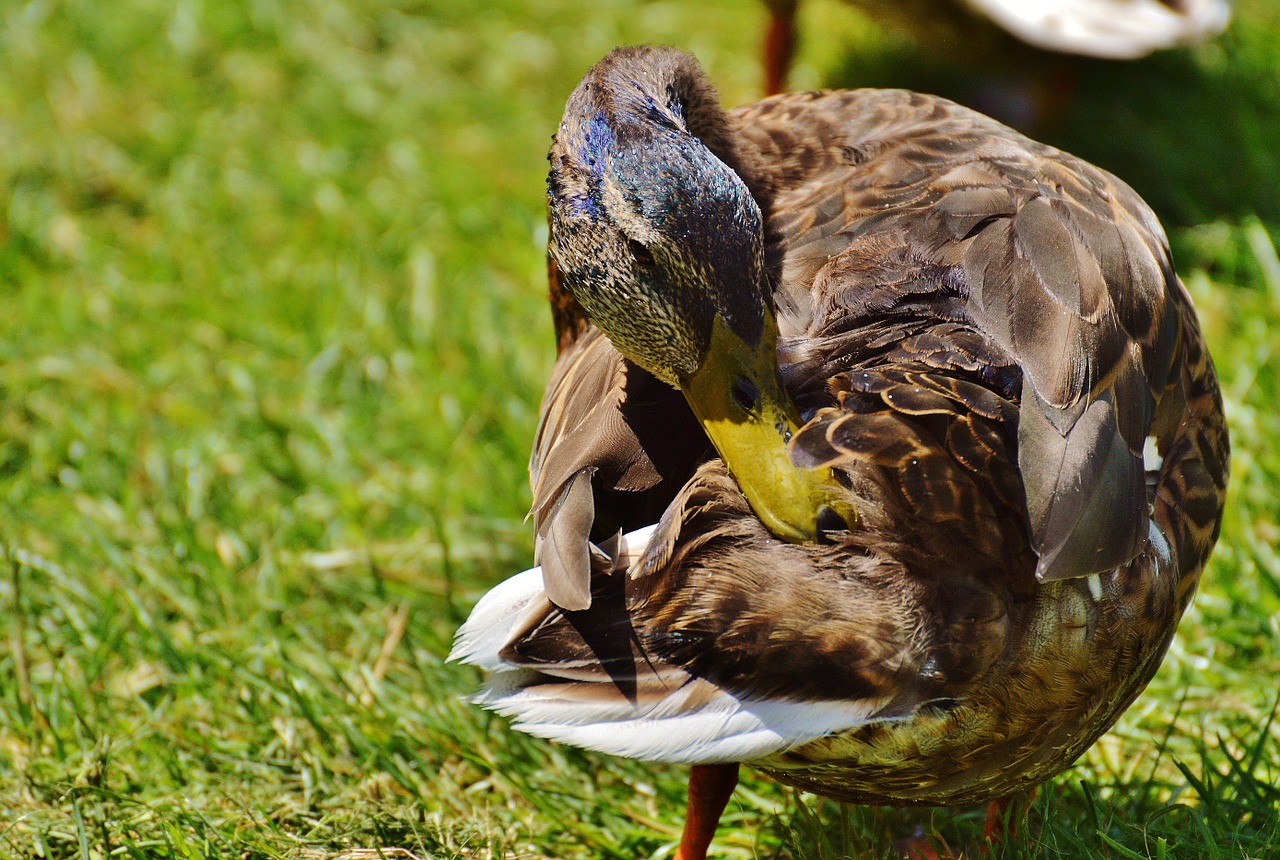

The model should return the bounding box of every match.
[682,313,855,542]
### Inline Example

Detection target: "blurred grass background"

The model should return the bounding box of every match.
[0,0,1277,857]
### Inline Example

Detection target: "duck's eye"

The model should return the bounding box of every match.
[731,375,759,412]
[628,239,654,268]
[816,505,849,542]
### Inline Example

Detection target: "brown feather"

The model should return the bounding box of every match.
[731,89,1182,579]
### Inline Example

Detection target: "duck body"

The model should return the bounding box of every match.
[452,46,1228,837]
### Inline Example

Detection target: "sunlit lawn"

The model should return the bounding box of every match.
[1,0,1277,857]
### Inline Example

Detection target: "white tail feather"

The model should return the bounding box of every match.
[449,524,659,668]
[452,522,889,764]
[474,673,888,764]
[448,566,546,670]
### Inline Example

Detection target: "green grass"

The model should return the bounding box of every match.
[0,0,1277,857]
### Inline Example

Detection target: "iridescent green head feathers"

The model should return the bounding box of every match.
[547,46,769,387]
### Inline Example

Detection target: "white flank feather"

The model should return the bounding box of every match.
[1143,436,1165,474]
[1148,516,1173,576]
[966,0,1230,59]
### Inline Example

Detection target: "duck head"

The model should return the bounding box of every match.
[547,46,853,543]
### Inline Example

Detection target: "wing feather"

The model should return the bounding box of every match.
[734,89,1181,580]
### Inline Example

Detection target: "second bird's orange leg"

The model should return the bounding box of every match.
[674,763,740,860]
[763,0,798,95]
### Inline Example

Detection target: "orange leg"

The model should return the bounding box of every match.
[896,834,950,860]
[674,763,740,860]
[984,787,1035,844]
[984,795,1015,843]
[898,790,1035,860]
[763,0,798,95]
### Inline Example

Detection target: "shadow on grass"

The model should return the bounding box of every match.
[823,18,1280,232]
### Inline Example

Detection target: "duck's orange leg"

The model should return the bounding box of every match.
[674,763,740,860]
[984,795,1015,843]
[897,790,1035,859]
[763,0,798,95]
[984,788,1035,843]
[896,834,951,860]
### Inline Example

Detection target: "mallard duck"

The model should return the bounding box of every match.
[451,46,1228,859]
[763,0,1231,94]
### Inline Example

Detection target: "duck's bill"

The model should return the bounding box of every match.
[682,315,854,543]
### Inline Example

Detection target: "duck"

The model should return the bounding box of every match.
[763,0,1232,94]
[450,46,1229,860]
